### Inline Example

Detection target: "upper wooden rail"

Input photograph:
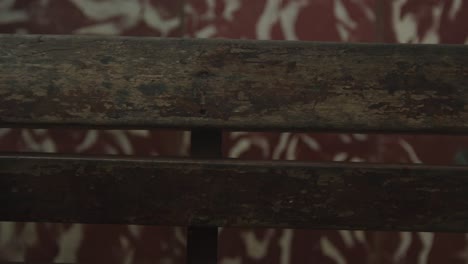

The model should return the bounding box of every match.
[2,154,468,232]
[1,34,467,132]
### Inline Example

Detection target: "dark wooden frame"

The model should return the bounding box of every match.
[1,34,468,263]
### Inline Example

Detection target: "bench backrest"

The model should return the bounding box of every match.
[1,34,468,232]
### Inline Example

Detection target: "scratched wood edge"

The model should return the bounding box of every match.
[1,34,468,133]
[1,154,468,232]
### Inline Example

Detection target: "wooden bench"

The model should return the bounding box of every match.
[1,34,468,263]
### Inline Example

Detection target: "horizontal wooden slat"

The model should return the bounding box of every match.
[1,34,468,132]
[1,154,468,232]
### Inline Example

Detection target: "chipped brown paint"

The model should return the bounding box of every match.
[2,154,468,232]
[0,34,468,132]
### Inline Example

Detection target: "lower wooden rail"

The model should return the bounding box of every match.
[1,154,468,232]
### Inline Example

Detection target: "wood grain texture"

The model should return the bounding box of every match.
[2,154,468,232]
[1,34,468,132]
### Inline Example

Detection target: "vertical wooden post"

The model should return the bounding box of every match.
[187,129,222,264]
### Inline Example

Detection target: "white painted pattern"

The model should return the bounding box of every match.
[241,229,275,260]
[279,229,294,264]
[394,232,412,262]
[417,232,434,264]
[0,0,465,263]
[54,224,83,263]
[321,236,347,264]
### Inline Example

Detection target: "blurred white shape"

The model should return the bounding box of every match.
[448,0,462,20]
[394,232,412,262]
[320,236,347,264]
[0,0,27,24]
[230,131,250,139]
[352,0,375,21]
[399,138,422,163]
[420,3,442,44]
[128,225,143,238]
[0,222,15,246]
[21,223,38,247]
[392,0,418,43]
[353,230,367,245]
[75,130,98,152]
[339,230,354,248]
[418,232,434,264]
[39,0,50,6]
[273,133,291,159]
[279,229,294,264]
[286,136,298,160]
[350,156,365,162]
[257,0,307,40]
[334,0,357,41]
[21,129,56,152]
[256,0,281,40]
[128,130,150,137]
[175,227,186,246]
[223,0,241,21]
[335,0,356,29]
[33,129,48,136]
[279,0,307,40]
[72,0,180,36]
[229,138,251,158]
[55,224,83,263]
[0,128,11,137]
[352,133,368,141]
[181,131,191,156]
[41,138,57,152]
[107,130,133,155]
[337,23,349,41]
[203,0,216,20]
[70,0,140,22]
[196,24,217,38]
[254,136,271,158]
[123,248,135,264]
[333,152,348,161]
[392,0,442,44]
[0,0,15,10]
[0,11,27,24]
[74,22,121,35]
[241,229,275,260]
[143,0,180,36]
[225,135,271,158]
[339,134,352,143]
[300,134,321,151]
[456,234,468,262]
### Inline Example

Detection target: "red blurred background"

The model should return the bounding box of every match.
[1,0,468,263]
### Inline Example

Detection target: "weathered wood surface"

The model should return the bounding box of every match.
[2,154,468,232]
[1,34,468,132]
